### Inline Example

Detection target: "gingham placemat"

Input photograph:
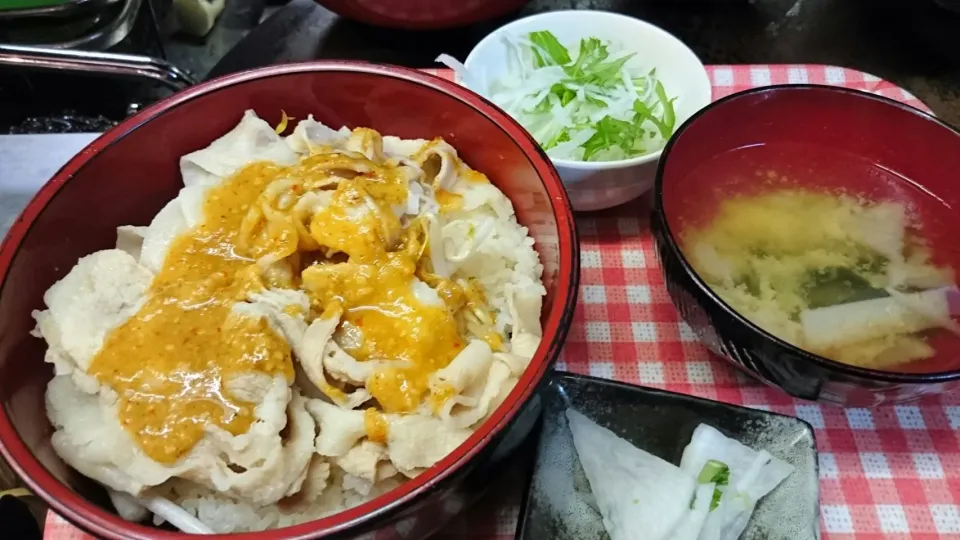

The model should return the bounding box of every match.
[43,66,960,540]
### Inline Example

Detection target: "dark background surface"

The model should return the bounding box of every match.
[3,0,960,132]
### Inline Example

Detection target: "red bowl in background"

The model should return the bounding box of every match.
[0,62,578,539]
[651,84,960,406]
[315,0,530,30]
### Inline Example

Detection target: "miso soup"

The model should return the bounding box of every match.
[676,142,960,372]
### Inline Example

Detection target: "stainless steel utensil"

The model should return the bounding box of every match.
[0,44,195,89]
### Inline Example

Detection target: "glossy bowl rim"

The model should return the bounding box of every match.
[0,61,581,539]
[313,0,530,30]
[462,9,712,171]
[653,83,960,384]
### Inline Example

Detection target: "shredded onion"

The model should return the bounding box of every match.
[438,31,677,162]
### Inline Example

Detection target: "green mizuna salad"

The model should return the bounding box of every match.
[438,30,677,162]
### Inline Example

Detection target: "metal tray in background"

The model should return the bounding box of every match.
[0,0,120,20]
[0,0,141,50]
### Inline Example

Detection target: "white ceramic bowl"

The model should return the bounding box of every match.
[462,10,712,211]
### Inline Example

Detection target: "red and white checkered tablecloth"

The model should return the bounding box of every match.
[44,65,960,540]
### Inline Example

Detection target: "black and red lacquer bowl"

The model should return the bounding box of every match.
[652,84,960,407]
[0,62,579,539]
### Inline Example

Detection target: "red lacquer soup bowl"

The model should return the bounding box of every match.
[315,0,530,30]
[651,84,960,406]
[0,62,578,539]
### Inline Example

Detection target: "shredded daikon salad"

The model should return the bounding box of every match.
[438,30,677,162]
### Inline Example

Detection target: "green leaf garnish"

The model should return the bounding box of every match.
[567,37,609,78]
[500,30,680,161]
[710,488,723,511]
[582,115,640,161]
[529,31,571,66]
[633,99,671,140]
[698,459,731,485]
[654,81,677,134]
[542,128,571,150]
[585,95,608,108]
[588,53,636,88]
[527,95,552,114]
[696,460,731,512]
[632,77,651,93]
[549,83,577,107]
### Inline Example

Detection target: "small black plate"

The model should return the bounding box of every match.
[516,372,821,540]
